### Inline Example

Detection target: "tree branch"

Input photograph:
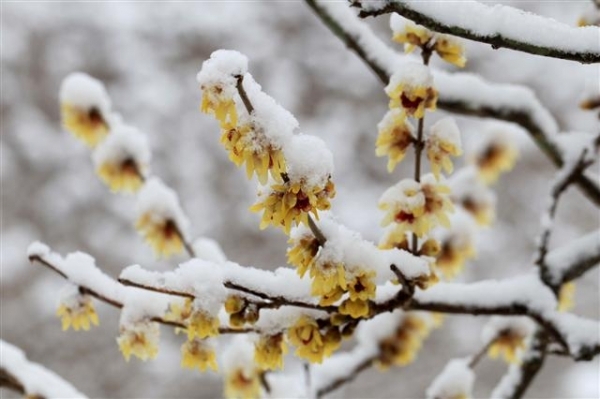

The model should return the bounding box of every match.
[306,0,600,206]
[315,353,378,398]
[354,0,600,64]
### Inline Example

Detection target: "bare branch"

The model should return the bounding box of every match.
[354,0,600,64]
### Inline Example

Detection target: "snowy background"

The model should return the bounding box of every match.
[2,1,598,398]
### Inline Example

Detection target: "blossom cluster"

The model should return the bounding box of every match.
[197,50,335,235]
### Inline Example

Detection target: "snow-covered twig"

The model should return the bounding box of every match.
[535,148,595,290]
[0,340,87,399]
[315,352,378,398]
[354,0,600,63]
[545,230,600,287]
[306,0,600,206]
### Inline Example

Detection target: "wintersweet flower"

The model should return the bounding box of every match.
[117,321,160,361]
[378,314,431,368]
[322,328,342,357]
[220,122,286,185]
[558,282,576,312]
[56,295,99,332]
[346,270,376,302]
[426,118,462,179]
[224,295,246,315]
[59,73,112,147]
[287,315,327,363]
[200,84,238,127]
[392,20,434,53]
[181,338,218,372]
[379,179,427,237]
[378,228,410,251]
[376,109,415,172]
[385,64,437,119]
[419,174,454,232]
[339,298,370,319]
[435,236,476,279]
[135,214,185,258]
[250,178,335,235]
[472,132,518,184]
[287,231,320,277]
[224,366,261,399]
[93,126,150,194]
[488,329,528,364]
[187,309,220,340]
[309,260,347,298]
[433,35,467,68]
[254,334,287,370]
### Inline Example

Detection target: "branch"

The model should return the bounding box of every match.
[355,0,600,64]
[0,340,86,398]
[545,230,600,286]
[306,0,600,206]
[535,148,594,277]
[315,353,378,398]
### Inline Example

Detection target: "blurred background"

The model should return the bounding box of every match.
[2,1,598,398]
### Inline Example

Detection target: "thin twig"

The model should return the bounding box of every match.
[468,339,494,368]
[236,74,254,114]
[306,0,600,206]
[308,214,327,246]
[356,0,600,63]
[315,354,378,398]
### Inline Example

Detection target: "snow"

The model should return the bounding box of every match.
[363,0,600,54]
[27,240,51,258]
[428,117,462,150]
[553,131,600,164]
[449,167,496,209]
[192,237,228,264]
[385,61,433,92]
[426,358,474,399]
[284,135,334,188]
[491,363,523,399]
[547,312,600,359]
[135,177,190,238]
[356,310,404,347]
[0,340,87,398]
[196,49,248,89]
[379,179,425,211]
[220,335,255,373]
[92,124,151,173]
[545,230,600,285]
[414,273,558,315]
[59,72,111,116]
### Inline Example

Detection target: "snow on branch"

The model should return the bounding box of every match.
[409,275,600,360]
[545,230,600,286]
[306,0,600,206]
[0,340,86,398]
[354,0,600,64]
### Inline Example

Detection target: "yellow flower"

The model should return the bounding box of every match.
[181,338,218,372]
[310,260,347,297]
[339,299,370,319]
[287,315,327,363]
[378,228,410,251]
[225,295,246,315]
[187,310,220,340]
[318,285,345,306]
[558,282,576,312]
[323,328,342,357]
[347,270,376,302]
[378,314,430,368]
[461,196,495,226]
[135,213,184,258]
[472,135,518,184]
[250,179,335,235]
[386,69,438,119]
[287,231,320,277]
[433,35,466,68]
[376,109,415,172]
[61,103,109,147]
[56,295,99,331]
[165,298,193,322]
[426,118,463,179]
[117,322,160,362]
[224,367,261,399]
[254,334,287,371]
[435,234,476,279]
[200,84,237,127]
[379,179,426,237]
[488,329,528,364]
[419,175,454,232]
[96,159,145,193]
[220,123,286,185]
[392,21,433,53]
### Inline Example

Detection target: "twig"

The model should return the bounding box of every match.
[468,339,494,368]
[0,368,30,397]
[355,0,600,64]
[306,0,600,206]
[308,214,327,246]
[315,353,378,398]
[119,277,195,299]
[235,74,254,114]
